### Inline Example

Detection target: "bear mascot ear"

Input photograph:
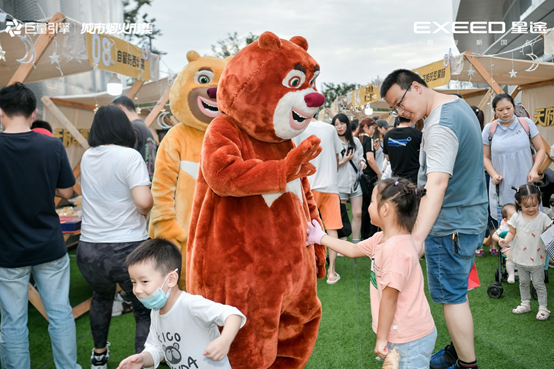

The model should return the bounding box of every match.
[290,36,309,51]
[186,50,201,62]
[258,31,281,51]
[224,55,233,63]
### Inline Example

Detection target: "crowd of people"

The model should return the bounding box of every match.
[1,67,553,369]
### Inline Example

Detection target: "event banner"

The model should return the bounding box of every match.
[85,33,150,80]
[351,84,380,108]
[413,60,450,89]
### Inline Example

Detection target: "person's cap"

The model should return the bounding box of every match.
[376,119,392,128]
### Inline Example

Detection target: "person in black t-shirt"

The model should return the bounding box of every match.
[113,95,157,181]
[357,118,380,239]
[0,83,79,368]
[382,116,422,184]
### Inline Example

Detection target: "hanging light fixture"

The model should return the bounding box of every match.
[107,74,122,96]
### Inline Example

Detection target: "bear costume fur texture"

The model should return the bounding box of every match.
[149,51,228,288]
[187,32,327,368]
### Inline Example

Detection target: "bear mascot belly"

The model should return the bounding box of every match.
[149,51,228,289]
[187,32,327,368]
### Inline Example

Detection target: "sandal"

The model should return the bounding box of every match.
[512,304,531,314]
[326,273,340,285]
[536,308,550,321]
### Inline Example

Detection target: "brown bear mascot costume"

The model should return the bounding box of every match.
[187,32,326,368]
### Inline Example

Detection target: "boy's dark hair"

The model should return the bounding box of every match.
[0,82,37,118]
[512,184,541,212]
[376,177,427,233]
[112,95,136,111]
[501,203,516,219]
[88,105,136,148]
[31,120,53,133]
[126,238,182,278]
[380,69,428,99]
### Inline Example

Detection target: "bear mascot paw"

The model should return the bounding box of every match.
[187,31,327,368]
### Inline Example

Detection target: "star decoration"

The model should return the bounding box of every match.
[509,69,518,78]
[91,63,98,71]
[467,65,475,77]
[136,107,142,114]
[0,46,5,61]
[49,51,60,65]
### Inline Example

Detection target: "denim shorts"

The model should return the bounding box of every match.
[387,327,437,369]
[425,232,485,304]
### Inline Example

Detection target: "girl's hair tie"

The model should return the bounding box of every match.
[415,189,418,194]
[394,181,399,186]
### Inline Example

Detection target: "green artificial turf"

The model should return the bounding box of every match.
[8,248,554,368]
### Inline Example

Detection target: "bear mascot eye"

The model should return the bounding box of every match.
[195,70,214,85]
[309,71,320,88]
[282,70,305,89]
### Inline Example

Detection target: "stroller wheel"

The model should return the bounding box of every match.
[494,269,500,283]
[532,286,538,300]
[487,283,503,299]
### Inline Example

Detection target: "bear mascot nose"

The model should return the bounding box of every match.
[304,92,325,108]
[207,87,218,99]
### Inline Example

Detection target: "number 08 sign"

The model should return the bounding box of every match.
[86,33,150,81]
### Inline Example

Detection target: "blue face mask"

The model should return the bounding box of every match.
[498,114,516,123]
[137,268,178,310]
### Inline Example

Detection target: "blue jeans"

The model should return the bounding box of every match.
[425,232,485,304]
[387,327,437,369]
[0,254,81,369]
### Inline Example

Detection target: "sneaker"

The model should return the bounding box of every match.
[112,292,133,317]
[91,345,109,369]
[475,249,484,257]
[490,249,498,256]
[430,344,457,369]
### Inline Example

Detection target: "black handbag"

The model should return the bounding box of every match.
[360,173,377,196]
[337,202,352,238]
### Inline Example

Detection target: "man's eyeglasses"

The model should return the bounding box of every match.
[390,85,411,117]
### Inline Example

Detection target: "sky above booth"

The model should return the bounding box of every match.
[145,0,459,87]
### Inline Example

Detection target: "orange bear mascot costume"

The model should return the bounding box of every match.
[149,51,228,288]
[187,32,327,368]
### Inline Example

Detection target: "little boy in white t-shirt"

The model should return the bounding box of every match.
[117,239,246,369]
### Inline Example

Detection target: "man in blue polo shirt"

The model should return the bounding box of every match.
[0,83,80,369]
[382,70,487,369]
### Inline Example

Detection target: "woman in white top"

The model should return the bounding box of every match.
[333,113,366,243]
[76,105,153,368]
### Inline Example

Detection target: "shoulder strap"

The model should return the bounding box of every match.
[517,117,531,139]
[488,120,498,142]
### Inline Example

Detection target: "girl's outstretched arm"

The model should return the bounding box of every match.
[306,220,365,258]
[375,287,399,360]
[499,225,516,247]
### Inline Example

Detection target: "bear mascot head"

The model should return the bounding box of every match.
[170,50,228,132]
[187,32,327,368]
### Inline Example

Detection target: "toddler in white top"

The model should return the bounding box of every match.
[117,239,246,369]
[499,184,552,320]
[492,203,517,283]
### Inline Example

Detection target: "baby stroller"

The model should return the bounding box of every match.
[487,246,550,299]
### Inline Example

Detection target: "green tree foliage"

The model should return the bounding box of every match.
[123,0,165,55]
[319,82,362,108]
[211,32,259,58]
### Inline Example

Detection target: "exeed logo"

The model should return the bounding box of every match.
[414,21,506,34]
